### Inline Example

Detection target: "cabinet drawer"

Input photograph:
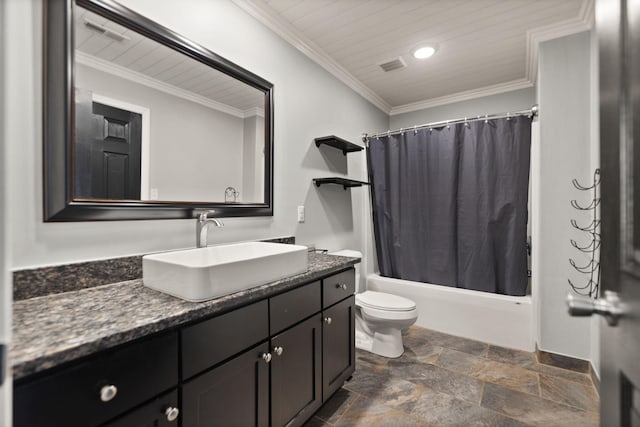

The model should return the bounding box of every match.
[270,281,321,334]
[13,332,178,427]
[182,300,268,379]
[104,389,179,427]
[322,269,355,308]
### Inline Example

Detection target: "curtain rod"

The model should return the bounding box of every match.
[362,104,538,142]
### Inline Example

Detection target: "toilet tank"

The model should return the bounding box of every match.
[329,250,363,293]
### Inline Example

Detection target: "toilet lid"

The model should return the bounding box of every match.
[356,291,416,311]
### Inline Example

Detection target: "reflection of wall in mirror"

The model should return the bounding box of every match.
[75,62,263,203]
[242,115,265,202]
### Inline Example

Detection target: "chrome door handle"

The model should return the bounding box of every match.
[336,283,348,290]
[324,317,332,325]
[273,346,284,356]
[566,291,623,326]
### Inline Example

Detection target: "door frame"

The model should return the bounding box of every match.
[0,0,11,424]
[90,94,151,199]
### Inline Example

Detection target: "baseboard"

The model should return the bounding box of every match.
[589,362,600,394]
[535,348,590,373]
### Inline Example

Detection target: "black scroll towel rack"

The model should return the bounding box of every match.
[568,169,600,298]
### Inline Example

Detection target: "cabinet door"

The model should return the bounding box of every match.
[182,342,269,427]
[322,296,355,400]
[271,314,322,427]
[104,390,179,427]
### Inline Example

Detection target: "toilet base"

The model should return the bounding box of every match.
[355,322,405,358]
[355,329,374,352]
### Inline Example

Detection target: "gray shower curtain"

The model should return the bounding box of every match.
[367,116,531,296]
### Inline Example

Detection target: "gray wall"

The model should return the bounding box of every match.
[533,31,594,361]
[242,115,264,202]
[5,0,388,269]
[389,88,536,129]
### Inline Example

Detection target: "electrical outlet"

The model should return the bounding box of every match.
[297,205,305,223]
[150,188,159,200]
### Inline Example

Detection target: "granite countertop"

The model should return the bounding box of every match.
[11,252,359,380]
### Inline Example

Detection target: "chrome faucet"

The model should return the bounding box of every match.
[196,211,224,248]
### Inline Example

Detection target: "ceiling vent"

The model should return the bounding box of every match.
[378,57,407,72]
[84,19,130,42]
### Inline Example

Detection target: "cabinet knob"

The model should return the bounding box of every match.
[336,283,348,290]
[273,346,284,356]
[260,352,272,363]
[100,384,118,402]
[324,317,332,325]
[165,406,180,422]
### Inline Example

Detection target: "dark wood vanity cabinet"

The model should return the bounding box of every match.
[13,332,179,427]
[13,268,356,427]
[271,314,323,427]
[103,390,179,427]
[270,281,323,426]
[322,296,356,400]
[182,342,270,427]
[321,268,356,399]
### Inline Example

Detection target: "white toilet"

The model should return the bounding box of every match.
[330,250,418,358]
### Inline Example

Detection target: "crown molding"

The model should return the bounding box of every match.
[243,106,265,118]
[390,79,533,116]
[75,51,246,118]
[233,0,594,116]
[231,0,392,114]
[525,0,594,84]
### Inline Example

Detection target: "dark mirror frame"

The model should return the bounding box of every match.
[43,0,274,221]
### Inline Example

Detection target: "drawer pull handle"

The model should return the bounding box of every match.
[336,283,348,290]
[100,384,118,402]
[165,406,180,422]
[324,317,332,325]
[260,352,272,363]
[274,346,284,356]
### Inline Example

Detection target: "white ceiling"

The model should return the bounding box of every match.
[234,0,594,114]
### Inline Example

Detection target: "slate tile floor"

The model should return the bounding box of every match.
[305,326,599,427]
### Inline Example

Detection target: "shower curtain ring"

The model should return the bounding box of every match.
[414,125,417,135]
[484,115,489,124]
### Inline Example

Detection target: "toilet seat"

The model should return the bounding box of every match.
[356,291,418,322]
[356,290,416,312]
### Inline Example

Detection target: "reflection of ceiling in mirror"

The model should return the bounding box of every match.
[74,7,265,116]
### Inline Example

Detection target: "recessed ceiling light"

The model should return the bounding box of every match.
[413,46,436,59]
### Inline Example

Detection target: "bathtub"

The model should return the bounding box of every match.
[366,273,534,352]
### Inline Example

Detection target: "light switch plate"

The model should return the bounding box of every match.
[297,205,305,223]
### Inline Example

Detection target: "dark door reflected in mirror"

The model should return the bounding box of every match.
[43,0,273,221]
[74,4,266,204]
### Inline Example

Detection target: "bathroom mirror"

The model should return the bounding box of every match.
[44,0,273,221]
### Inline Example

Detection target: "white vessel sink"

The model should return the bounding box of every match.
[143,242,309,301]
